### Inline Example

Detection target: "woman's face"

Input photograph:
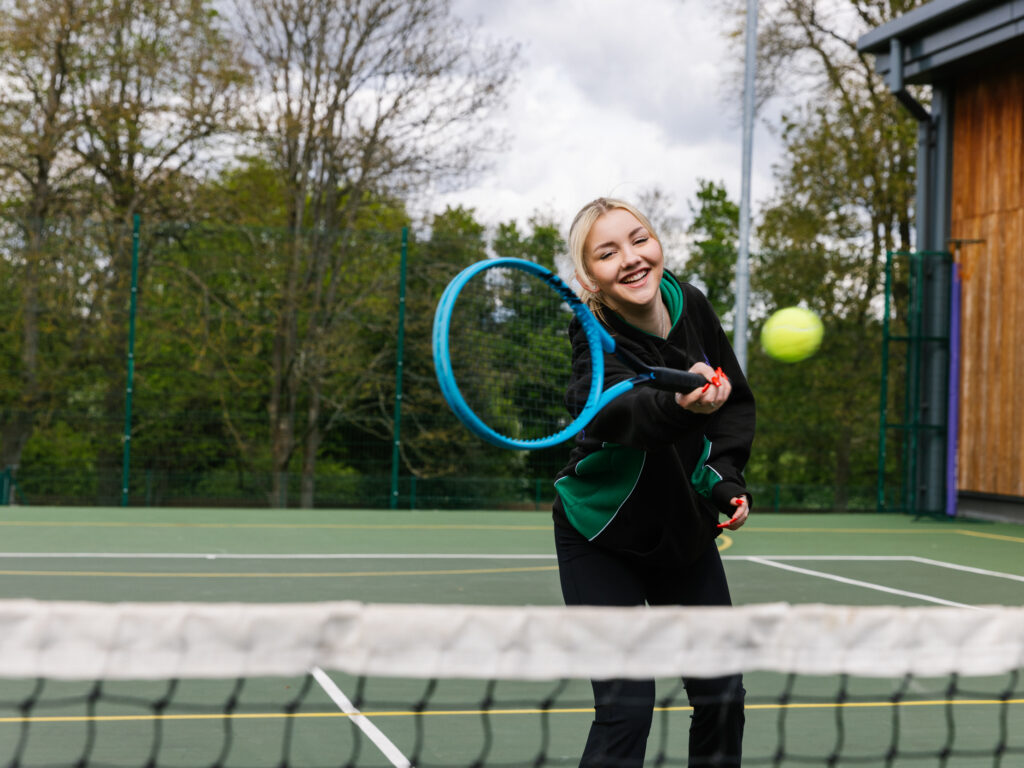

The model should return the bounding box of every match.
[580,207,664,315]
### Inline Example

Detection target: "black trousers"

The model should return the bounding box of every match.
[554,524,745,767]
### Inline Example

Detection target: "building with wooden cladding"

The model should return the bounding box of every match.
[858,0,1024,521]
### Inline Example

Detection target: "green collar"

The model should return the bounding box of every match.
[661,271,683,327]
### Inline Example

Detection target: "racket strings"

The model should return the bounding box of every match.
[446,266,575,443]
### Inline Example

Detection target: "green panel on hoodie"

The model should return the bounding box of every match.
[554,444,646,540]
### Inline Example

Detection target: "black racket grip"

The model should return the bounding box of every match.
[647,367,707,393]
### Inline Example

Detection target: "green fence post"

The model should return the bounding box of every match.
[390,228,409,510]
[121,214,140,507]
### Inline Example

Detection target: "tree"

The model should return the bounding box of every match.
[746,0,920,254]
[0,0,89,478]
[70,0,249,500]
[231,0,516,506]
[135,161,413,507]
[685,180,740,324]
[0,0,250,501]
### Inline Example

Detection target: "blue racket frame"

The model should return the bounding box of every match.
[433,258,658,450]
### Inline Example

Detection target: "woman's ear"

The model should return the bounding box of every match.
[577,272,598,293]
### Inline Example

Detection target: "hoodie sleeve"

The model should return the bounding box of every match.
[564,320,705,450]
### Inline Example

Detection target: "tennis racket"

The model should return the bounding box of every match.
[432,257,707,450]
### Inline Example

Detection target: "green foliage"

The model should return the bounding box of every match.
[17,420,99,501]
[743,93,915,506]
[685,179,739,322]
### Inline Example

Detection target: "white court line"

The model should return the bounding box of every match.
[905,556,1024,584]
[724,555,1024,583]
[725,555,915,560]
[311,666,412,768]
[742,557,976,609]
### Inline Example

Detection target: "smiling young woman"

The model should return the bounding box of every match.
[555,197,756,768]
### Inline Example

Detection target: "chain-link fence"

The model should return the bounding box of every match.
[2,216,893,511]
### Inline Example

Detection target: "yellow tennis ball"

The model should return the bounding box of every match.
[761,307,823,362]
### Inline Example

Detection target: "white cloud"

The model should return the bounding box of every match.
[424,0,781,234]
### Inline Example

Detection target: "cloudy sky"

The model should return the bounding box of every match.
[431,0,783,234]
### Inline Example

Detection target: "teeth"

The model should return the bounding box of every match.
[622,269,648,284]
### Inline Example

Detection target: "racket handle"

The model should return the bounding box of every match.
[647,367,707,392]
[613,347,707,392]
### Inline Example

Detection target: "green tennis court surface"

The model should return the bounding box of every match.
[0,507,1021,766]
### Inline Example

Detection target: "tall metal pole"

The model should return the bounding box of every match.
[389,227,409,509]
[121,214,140,507]
[734,0,758,371]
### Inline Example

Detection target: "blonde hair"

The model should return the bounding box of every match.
[568,197,661,319]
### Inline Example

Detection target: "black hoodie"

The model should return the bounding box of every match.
[552,271,755,566]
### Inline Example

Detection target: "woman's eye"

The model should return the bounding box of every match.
[634,236,648,245]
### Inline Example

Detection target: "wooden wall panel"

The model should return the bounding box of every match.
[954,214,983,492]
[950,55,1024,498]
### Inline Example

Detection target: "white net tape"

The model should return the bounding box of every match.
[1,599,1022,681]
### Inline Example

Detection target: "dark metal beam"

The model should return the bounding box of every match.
[858,0,1023,85]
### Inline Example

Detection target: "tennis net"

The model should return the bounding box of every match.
[0,599,1021,767]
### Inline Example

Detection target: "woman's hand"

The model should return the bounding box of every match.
[717,496,750,531]
[674,362,731,415]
